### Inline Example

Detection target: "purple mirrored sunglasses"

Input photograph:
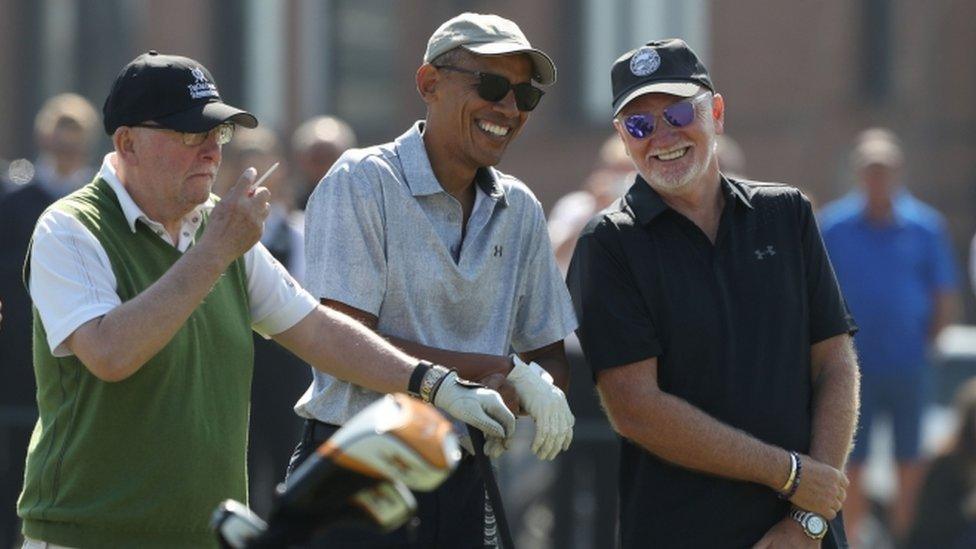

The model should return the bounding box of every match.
[621,93,711,139]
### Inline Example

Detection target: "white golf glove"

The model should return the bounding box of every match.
[507,355,575,460]
[432,371,516,442]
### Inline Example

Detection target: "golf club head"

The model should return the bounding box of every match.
[309,393,461,491]
[211,395,458,547]
[211,499,267,549]
[349,479,417,532]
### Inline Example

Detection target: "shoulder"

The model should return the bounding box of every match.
[899,194,950,234]
[309,142,402,204]
[329,142,401,184]
[735,178,810,208]
[578,196,635,244]
[491,168,541,209]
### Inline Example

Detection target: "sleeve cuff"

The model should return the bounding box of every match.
[252,289,319,338]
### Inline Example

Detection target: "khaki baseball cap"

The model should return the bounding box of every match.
[424,12,557,86]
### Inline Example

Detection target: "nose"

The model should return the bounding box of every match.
[492,89,520,117]
[197,132,221,163]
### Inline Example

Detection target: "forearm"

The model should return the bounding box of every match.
[275,306,418,395]
[518,341,570,390]
[386,336,511,381]
[608,389,791,491]
[808,337,860,469]
[69,243,230,381]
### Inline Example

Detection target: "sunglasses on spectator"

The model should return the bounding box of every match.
[619,93,712,139]
[434,65,544,112]
[131,122,235,146]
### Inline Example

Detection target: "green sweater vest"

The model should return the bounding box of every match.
[19,179,254,548]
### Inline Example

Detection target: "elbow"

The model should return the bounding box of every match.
[609,410,642,440]
[83,354,139,382]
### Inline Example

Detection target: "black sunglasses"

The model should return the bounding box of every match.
[434,65,544,112]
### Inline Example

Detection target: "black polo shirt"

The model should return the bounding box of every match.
[567,174,856,548]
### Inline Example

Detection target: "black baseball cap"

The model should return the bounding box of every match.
[103,51,257,135]
[611,39,713,116]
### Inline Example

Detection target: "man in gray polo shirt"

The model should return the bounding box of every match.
[294,12,577,548]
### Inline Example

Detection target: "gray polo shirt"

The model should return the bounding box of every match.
[295,121,577,424]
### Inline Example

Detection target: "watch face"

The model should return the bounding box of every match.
[807,515,826,535]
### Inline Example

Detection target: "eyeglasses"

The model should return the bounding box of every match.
[619,93,712,139]
[131,122,235,146]
[434,65,544,112]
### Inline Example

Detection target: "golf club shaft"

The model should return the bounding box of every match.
[468,427,516,549]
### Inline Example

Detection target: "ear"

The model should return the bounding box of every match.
[416,63,439,106]
[113,127,138,164]
[611,119,632,158]
[711,93,725,135]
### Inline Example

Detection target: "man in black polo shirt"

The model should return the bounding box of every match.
[568,39,860,548]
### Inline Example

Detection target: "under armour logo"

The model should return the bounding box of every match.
[492,245,503,257]
[754,245,776,260]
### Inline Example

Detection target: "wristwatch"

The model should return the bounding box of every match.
[789,507,828,540]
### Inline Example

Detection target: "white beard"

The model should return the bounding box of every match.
[644,136,715,193]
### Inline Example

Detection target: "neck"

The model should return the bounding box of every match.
[865,199,894,224]
[655,164,722,215]
[654,168,725,243]
[422,123,477,200]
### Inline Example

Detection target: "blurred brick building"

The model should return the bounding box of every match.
[2,0,974,310]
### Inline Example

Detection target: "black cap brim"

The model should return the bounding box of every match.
[154,101,258,132]
[612,82,704,116]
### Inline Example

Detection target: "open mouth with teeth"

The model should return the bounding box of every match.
[652,146,691,161]
[477,120,510,138]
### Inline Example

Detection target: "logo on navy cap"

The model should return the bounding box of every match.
[630,47,661,77]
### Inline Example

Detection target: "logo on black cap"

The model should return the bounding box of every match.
[629,47,661,77]
[188,67,218,100]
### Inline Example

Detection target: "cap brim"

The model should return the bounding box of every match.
[155,101,258,132]
[462,42,557,86]
[612,82,704,116]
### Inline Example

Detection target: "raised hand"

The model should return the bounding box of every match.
[198,167,271,265]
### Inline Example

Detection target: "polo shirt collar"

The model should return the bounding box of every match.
[97,152,214,233]
[625,173,751,225]
[394,120,508,206]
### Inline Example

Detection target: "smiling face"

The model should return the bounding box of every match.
[613,90,724,196]
[422,50,533,171]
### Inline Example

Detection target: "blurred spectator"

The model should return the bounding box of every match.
[290,115,356,210]
[548,135,633,274]
[218,127,310,518]
[820,128,960,544]
[0,92,98,547]
[905,377,976,548]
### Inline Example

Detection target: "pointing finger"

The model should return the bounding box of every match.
[231,167,257,197]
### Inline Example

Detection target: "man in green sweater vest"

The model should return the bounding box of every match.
[17,52,515,549]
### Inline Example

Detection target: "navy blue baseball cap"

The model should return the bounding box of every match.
[103,51,257,135]
[611,39,713,116]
